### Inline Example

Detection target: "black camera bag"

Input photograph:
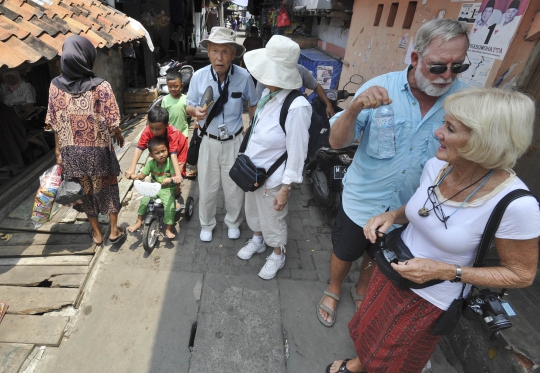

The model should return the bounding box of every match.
[374,224,443,290]
[229,90,302,192]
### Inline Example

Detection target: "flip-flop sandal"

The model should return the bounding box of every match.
[88,226,103,246]
[325,359,366,373]
[350,285,364,313]
[109,227,126,244]
[316,290,340,327]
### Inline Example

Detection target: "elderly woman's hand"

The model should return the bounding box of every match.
[391,258,452,284]
[364,210,398,243]
[274,186,290,211]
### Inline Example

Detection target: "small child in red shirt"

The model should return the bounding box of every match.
[125,107,188,181]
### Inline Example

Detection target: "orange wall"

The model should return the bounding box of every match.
[339,0,540,92]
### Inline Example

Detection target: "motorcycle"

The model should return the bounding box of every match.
[148,60,195,113]
[133,180,195,252]
[305,75,363,224]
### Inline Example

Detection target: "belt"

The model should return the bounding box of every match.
[206,127,243,141]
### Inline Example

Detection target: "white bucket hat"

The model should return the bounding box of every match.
[243,35,302,90]
[199,27,246,57]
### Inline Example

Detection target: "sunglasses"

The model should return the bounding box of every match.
[422,55,471,75]
[427,185,450,229]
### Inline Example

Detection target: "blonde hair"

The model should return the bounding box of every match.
[443,87,535,169]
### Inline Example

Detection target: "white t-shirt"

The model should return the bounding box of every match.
[402,158,540,310]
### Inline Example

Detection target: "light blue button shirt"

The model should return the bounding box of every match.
[330,66,468,227]
[186,64,259,137]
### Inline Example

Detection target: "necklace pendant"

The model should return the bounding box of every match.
[418,207,430,217]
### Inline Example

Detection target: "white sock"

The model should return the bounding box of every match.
[270,251,284,259]
[253,235,264,244]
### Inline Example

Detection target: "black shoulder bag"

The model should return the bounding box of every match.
[430,189,536,335]
[229,90,303,192]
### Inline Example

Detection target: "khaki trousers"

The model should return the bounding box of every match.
[245,185,288,248]
[198,134,244,231]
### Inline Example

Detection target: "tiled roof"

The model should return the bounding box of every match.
[0,0,145,69]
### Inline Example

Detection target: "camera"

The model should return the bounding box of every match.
[463,287,513,340]
[218,124,229,140]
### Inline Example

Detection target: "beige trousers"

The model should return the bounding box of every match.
[198,134,245,231]
[245,185,288,248]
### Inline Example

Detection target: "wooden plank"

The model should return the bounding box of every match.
[74,213,110,225]
[123,102,153,108]
[2,286,79,314]
[118,178,133,204]
[0,343,34,373]
[0,256,92,266]
[7,194,34,221]
[0,315,70,346]
[50,274,86,288]
[138,149,149,165]
[48,202,65,221]
[0,218,91,234]
[0,243,95,257]
[0,232,91,247]
[58,207,80,224]
[0,266,89,286]
[125,108,148,114]
[115,141,132,161]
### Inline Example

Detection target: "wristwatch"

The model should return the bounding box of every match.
[451,265,462,283]
[283,184,292,191]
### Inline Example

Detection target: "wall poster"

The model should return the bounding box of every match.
[469,0,529,60]
[459,51,496,87]
[458,3,481,23]
[317,66,333,89]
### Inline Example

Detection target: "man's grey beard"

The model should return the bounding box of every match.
[415,67,454,97]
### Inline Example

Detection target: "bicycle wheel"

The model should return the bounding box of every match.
[143,218,160,252]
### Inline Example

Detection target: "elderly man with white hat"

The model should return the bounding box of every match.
[186,27,259,242]
[237,35,312,280]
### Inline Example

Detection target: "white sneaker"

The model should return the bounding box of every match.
[258,253,286,280]
[228,228,240,240]
[237,239,266,260]
[200,229,212,242]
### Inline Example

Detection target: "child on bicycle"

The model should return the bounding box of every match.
[124,107,187,182]
[127,137,180,239]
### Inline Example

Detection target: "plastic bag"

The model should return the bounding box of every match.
[277,6,291,27]
[31,165,62,229]
[56,179,84,205]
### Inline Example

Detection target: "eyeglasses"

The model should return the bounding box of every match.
[427,186,450,229]
[421,54,471,75]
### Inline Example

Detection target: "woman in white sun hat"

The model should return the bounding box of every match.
[236,35,312,280]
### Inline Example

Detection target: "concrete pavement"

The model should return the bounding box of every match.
[31,174,458,373]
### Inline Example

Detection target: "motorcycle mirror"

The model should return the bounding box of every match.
[350,74,364,85]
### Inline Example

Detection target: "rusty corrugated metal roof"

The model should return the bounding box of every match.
[0,0,146,69]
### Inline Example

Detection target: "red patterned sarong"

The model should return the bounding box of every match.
[348,267,444,373]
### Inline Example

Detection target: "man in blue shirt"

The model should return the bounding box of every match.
[317,19,470,327]
[187,27,259,242]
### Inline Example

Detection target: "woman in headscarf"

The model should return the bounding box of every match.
[46,35,126,245]
[0,71,36,107]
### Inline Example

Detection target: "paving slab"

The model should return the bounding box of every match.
[37,265,202,373]
[0,343,34,373]
[278,279,357,372]
[189,274,286,373]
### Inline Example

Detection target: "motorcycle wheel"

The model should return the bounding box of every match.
[143,218,160,252]
[185,197,194,220]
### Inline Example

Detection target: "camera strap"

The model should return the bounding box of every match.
[474,189,537,268]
